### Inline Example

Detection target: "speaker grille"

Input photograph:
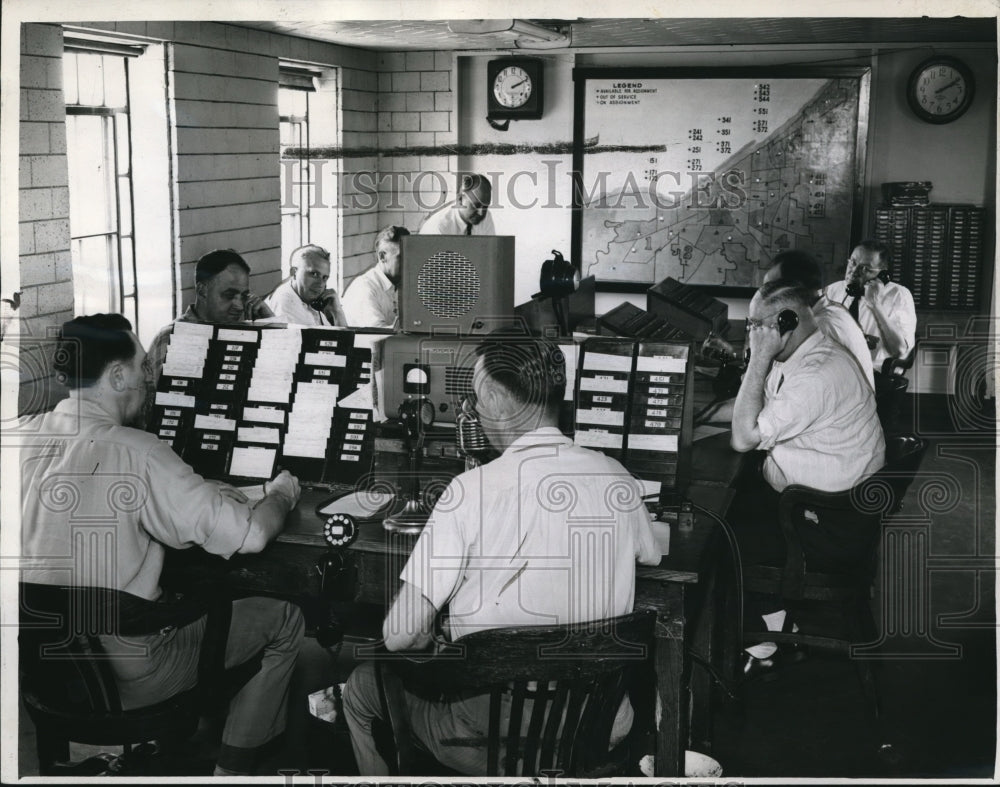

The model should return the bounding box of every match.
[417,252,481,318]
[444,366,475,397]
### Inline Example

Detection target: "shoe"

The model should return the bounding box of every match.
[741,645,807,683]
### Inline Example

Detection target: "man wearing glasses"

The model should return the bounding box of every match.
[730,279,885,679]
[420,173,495,236]
[824,240,916,372]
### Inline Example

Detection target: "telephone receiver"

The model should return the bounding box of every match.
[846,269,891,298]
[310,295,332,311]
[743,309,799,365]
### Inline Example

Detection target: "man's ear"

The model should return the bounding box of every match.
[107,360,127,392]
[289,265,298,279]
[195,281,206,300]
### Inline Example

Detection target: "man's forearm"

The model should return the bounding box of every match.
[870,305,908,357]
[731,359,769,451]
[240,492,295,553]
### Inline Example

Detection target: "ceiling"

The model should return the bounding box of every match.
[244,17,996,51]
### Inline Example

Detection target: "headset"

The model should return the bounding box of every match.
[846,269,891,298]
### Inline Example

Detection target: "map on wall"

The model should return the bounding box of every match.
[576,72,868,291]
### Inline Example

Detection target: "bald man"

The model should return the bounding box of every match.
[764,250,874,390]
[265,244,347,326]
[730,279,884,678]
[420,173,495,236]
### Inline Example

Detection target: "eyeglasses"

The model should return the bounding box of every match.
[745,313,783,331]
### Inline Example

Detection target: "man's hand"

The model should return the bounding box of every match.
[747,324,786,365]
[320,289,349,327]
[264,469,301,508]
[863,276,885,306]
[246,292,275,319]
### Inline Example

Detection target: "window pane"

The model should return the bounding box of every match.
[72,235,115,316]
[115,113,130,176]
[66,115,114,236]
[119,238,136,301]
[63,52,79,105]
[75,53,105,106]
[103,54,127,109]
[118,175,133,236]
[278,86,307,118]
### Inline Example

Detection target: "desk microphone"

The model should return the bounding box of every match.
[456,397,490,470]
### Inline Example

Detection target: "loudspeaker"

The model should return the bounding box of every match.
[399,235,516,334]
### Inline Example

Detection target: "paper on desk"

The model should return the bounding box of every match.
[319,490,395,519]
[236,484,267,503]
[693,424,730,442]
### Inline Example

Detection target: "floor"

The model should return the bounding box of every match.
[17,393,997,780]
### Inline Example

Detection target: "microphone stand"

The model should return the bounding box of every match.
[383,399,433,535]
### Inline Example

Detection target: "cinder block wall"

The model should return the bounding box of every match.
[15,21,455,412]
[17,23,71,414]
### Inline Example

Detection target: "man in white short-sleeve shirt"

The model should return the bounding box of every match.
[763,249,874,391]
[825,240,917,373]
[730,280,884,676]
[19,314,304,776]
[341,225,409,328]
[342,335,659,776]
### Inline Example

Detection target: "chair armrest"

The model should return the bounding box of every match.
[880,344,916,377]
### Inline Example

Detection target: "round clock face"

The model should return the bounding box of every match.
[493,65,533,109]
[908,57,975,123]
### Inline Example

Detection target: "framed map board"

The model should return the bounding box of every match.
[571,67,871,295]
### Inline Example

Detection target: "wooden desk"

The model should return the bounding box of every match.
[166,429,743,777]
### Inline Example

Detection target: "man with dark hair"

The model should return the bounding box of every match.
[147,249,274,383]
[265,244,347,327]
[20,314,305,776]
[419,173,495,235]
[825,240,917,372]
[730,281,884,677]
[341,225,410,328]
[764,249,874,390]
[342,335,659,775]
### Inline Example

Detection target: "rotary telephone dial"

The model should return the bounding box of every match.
[845,269,891,298]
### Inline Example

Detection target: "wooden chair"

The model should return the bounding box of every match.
[741,434,929,723]
[376,610,657,777]
[18,582,262,776]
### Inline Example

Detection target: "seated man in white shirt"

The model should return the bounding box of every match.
[824,240,917,374]
[730,279,885,678]
[419,173,495,236]
[763,249,874,390]
[265,244,348,327]
[342,335,660,775]
[341,225,409,328]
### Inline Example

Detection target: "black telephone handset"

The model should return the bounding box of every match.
[743,309,798,365]
[310,295,332,311]
[846,269,891,298]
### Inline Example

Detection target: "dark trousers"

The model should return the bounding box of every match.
[728,454,876,619]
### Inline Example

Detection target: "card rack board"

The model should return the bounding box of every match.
[149,323,376,485]
[573,338,693,506]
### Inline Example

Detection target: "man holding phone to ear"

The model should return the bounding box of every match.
[825,240,916,372]
[147,249,274,384]
[730,279,884,679]
[265,244,348,327]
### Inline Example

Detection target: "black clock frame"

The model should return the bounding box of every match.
[487,58,544,120]
[906,55,975,125]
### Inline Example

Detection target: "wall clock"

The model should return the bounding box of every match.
[487,58,544,120]
[907,56,975,124]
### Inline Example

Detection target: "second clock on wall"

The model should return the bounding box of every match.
[487,58,544,120]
